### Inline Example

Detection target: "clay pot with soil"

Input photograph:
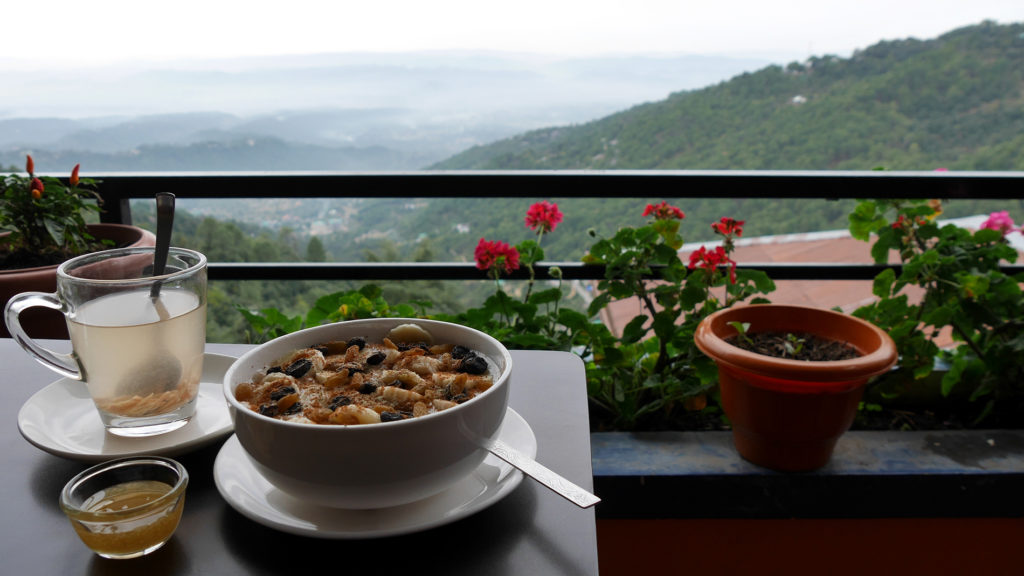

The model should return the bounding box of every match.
[694,304,898,471]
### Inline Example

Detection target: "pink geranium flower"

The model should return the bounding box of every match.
[980,211,1017,236]
[525,201,563,233]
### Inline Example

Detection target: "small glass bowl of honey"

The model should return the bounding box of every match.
[59,456,188,559]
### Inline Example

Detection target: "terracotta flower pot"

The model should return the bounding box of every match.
[1,224,156,339]
[694,304,898,472]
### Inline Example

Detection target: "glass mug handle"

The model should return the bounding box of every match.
[4,291,82,380]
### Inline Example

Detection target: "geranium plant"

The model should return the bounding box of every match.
[436,201,589,351]
[0,155,105,269]
[581,203,775,429]
[849,199,1024,424]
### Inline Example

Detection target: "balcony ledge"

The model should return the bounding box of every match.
[590,429,1024,519]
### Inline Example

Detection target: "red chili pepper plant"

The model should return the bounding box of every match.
[1,155,105,269]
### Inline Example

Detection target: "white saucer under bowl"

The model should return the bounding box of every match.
[214,407,537,539]
[17,353,236,462]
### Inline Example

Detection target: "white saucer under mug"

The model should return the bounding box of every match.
[17,353,236,461]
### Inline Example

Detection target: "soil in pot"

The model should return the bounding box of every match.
[726,331,861,362]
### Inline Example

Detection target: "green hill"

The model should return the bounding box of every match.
[433,21,1024,171]
[365,22,1023,269]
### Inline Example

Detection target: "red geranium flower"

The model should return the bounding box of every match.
[688,245,737,283]
[474,238,520,275]
[642,201,685,220]
[711,217,745,237]
[525,201,563,233]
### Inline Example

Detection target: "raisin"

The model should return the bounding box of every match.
[358,382,378,395]
[284,359,312,378]
[283,401,303,415]
[452,393,469,403]
[459,355,488,375]
[266,366,284,374]
[451,345,472,359]
[380,411,403,422]
[270,386,297,401]
[366,351,387,365]
[258,404,278,417]
[327,395,351,410]
[313,346,329,355]
[347,337,367,350]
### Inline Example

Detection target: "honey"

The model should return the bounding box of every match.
[68,480,185,558]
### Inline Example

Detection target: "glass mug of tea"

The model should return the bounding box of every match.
[5,247,207,437]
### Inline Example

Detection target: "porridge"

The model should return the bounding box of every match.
[235,324,494,425]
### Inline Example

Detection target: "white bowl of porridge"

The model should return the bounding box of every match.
[223,318,513,509]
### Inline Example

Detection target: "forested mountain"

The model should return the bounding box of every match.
[347,22,1024,272]
[434,21,1024,171]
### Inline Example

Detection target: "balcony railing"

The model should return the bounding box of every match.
[91,170,1024,281]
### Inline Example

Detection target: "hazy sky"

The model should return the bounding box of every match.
[3,0,1023,66]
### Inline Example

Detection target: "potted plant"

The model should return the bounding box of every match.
[694,303,898,471]
[1,155,155,338]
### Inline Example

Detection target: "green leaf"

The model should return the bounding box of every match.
[587,292,613,317]
[870,228,898,264]
[557,308,590,330]
[515,239,542,265]
[528,287,562,306]
[358,284,383,300]
[736,269,776,294]
[972,228,1002,244]
[941,357,968,397]
[621,315,649,345]
[848,200,884,241]
[922,305,954,328]
[679,280,708,309]
[872,268,896,298]
[651,312,677,342]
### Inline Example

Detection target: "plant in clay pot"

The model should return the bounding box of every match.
[1,155,111,269]
[1,155,155,338]
[694,304,898,472]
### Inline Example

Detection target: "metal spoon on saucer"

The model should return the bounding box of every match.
[480,436,601,509]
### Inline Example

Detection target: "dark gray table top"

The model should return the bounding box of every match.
[1,340,598,575]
